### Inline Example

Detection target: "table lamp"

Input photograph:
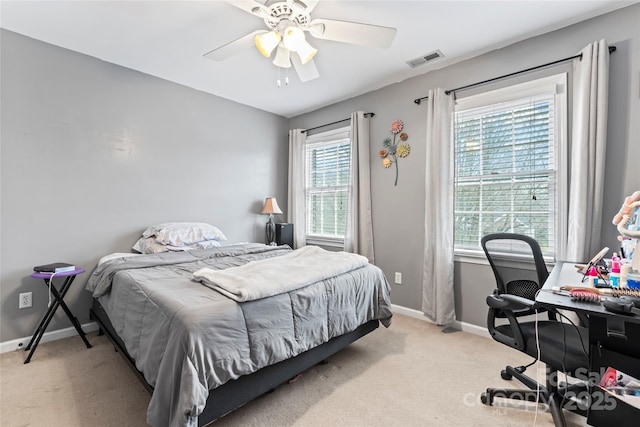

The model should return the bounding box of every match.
[261,197,283,245]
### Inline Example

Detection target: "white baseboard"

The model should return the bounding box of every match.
[390,304,491,339]
[390,303,427,320]
[453,320,491,339]
[0,322,98,354]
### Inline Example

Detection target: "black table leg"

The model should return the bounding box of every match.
[49,283,92,349]
[24,276,74,352]
[24,274,90,363]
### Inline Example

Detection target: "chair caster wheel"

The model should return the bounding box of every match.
[501,370,512,380]
[481,392,491,405]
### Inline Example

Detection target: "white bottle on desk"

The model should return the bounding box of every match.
[620,261,632,287]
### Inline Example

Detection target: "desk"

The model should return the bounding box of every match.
[537,262,640,427]
[25,268,91,363]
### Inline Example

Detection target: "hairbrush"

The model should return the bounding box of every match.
[611,288,640,298]
[569,288,601,303]
[560,286,640,298]
[552,286,601,303]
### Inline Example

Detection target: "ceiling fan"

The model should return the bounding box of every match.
[204,0,397,83]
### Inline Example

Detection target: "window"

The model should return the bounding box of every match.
[453,74,567,258]
[305,127,351,244]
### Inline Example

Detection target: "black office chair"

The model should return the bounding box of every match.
[480,233,589,427]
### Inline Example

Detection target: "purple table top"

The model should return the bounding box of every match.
[31,267,85,279]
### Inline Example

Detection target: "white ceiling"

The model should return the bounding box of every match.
[1,1,635,118]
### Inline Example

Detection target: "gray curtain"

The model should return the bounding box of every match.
[565,39,610,262]
[287,129,307,249]
[422,89,456,326]
[345,111,375,263]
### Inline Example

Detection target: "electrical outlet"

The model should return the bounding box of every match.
[394,272,402,284]
[19,292,32,309]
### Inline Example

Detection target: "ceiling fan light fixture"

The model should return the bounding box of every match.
[255,31,281,57]
[272,46,292,68]
[207,1,398,84]
[296,40,318,64]
[282,26,306,51]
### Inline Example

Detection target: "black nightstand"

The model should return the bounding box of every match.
[275,223,294,248]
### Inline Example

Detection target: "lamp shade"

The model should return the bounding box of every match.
[255,31,281,57]
[295,39,318,64]
[261,197,283,215]
[282,26,306,51]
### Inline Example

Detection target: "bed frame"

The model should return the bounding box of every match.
[90,299,379,426]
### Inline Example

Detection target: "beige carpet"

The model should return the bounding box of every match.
[0,314,588,427]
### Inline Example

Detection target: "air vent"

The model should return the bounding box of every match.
[406,50,444,69]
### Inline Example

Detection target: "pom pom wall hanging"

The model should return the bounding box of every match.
[379,119,411,185]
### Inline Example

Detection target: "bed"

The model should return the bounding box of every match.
[86,239,392,427]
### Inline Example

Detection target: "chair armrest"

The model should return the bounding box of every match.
[486,293,537,311]
[486,291,536,351]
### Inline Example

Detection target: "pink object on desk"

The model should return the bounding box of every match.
[588,265,598,287]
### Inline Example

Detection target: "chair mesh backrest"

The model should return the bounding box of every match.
[505,279,540,301]
[481,233,549,299]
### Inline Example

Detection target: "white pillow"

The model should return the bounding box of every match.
[98,252,141,266]
[132,237,222,254]
[142,222,227,246]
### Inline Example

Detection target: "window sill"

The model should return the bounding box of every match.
[454,250,490,265]
[306,236,344,249]
[455,249,555,270]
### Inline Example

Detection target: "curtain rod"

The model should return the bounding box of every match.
[413,45,617,105]
[301,112,375,133]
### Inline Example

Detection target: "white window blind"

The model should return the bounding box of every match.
[305,128,351,240]
[454,74,567,257]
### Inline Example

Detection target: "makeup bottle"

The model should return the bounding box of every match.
[610,253,621,287]
[588,265,598,288]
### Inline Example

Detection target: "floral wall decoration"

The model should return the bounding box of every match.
[379,119,410,186]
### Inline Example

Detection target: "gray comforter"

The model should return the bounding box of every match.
[85,243,392,427]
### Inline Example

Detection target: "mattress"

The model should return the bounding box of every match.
[86,243,392,427]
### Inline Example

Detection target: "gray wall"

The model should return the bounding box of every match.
[1,4,639,344]
[289,4,640,327]
[0,30,289,342]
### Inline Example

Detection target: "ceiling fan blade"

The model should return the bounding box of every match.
[224,0,270,17]
[203,30,266,61]
[308,18,397,49]
[291,53,319,82]
[288,0,320,14]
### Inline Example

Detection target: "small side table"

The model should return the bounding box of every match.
[25,268,92,363]
[275,223,294,248]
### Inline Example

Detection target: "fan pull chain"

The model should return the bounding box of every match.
[276,69,290,87]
